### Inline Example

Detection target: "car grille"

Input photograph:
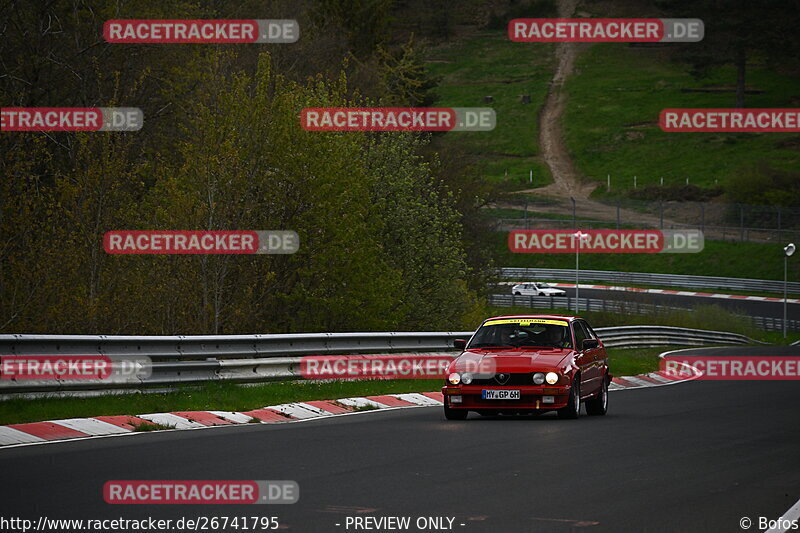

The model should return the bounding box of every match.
[469,373,533,386]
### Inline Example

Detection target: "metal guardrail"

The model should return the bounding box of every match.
[0,327,763,398]
[0,332,471,397]
[593,325,759,348]
[499,267,800,294]
[489,293,800,332]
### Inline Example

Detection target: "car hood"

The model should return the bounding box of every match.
[450,348,572,373]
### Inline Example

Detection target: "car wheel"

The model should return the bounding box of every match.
[558,377,581,419]
[585,375,608,416]
[444,405,468,420]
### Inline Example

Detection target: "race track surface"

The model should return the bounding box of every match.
[1,347,799,532]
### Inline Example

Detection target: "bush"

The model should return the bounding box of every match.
[727,161,800,207]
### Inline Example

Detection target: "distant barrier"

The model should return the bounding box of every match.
[499,267,800,294]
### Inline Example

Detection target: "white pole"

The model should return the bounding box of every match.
[529,169,533,184]
[607,174,611,192]
[660,176,664,186]
[575,233,580,314]
[634,175,637,188]
[784,243,796,338]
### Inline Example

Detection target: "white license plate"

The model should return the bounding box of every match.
[481,389,520,400]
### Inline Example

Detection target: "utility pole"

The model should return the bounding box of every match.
[785,243,796,339]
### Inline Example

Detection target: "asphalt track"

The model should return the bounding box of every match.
[508,287,795,320]
[1,347,799,532]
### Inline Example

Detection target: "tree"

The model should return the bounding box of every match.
[657,0,800,108]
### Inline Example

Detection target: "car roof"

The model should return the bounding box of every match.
[484,314,578,322]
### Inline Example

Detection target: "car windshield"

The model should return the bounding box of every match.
[467,319,572,349]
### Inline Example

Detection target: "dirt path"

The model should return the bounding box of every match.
[504,0,686,230]
[530,0,593,199]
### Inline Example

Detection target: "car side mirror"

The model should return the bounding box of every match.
[582,338,599,350]
[453,339,467,351]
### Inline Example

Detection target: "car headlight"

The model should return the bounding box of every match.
[545,372,559,385]
[448,372,461,385]
[532,372,545,385]
[461,373,473,385]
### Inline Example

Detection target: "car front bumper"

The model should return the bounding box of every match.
[441,384,572,410]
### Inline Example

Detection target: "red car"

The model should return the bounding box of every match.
[442,314,610,420]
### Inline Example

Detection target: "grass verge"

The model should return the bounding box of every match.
[606,346,671,377]
[492,231,800,283]
[0,379,441,427]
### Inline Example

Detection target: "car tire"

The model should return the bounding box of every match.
[444,405,468,420]
[585,375,608,416]
[557,377,581,419]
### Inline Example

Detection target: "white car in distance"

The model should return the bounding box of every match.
[511,282,566,297]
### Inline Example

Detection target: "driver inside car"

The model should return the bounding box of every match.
[541,326,565,347]
[497,327,517,346]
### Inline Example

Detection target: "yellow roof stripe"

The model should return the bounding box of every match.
[484,318,568,326]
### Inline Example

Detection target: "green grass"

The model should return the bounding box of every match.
[132,421,173,432]
[606,346,668,376]
[427,31,556,186]
[0,379,441,426]
[563,44,800,196]
[492,231,800,284]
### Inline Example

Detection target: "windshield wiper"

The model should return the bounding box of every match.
[518,344,562,349]
[469,344,516,350]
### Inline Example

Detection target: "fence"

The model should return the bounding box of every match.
[497,198,800,244]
